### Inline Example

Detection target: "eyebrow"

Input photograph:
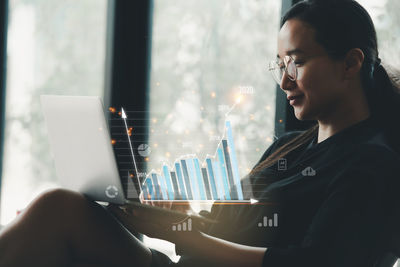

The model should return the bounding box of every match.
[276,49,305,59]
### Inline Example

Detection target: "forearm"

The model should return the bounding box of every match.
[177,231,267,267]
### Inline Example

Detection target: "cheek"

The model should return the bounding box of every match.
[297,66,341,104]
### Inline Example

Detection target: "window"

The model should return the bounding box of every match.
[0,0,108,225]
[358,0,400,66]
[148,0,281,261]
[355,1,400,266]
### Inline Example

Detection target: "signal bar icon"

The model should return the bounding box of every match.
[172,217,192,231]
[258,213,278,227]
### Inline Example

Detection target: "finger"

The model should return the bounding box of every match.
[139,191,144,203]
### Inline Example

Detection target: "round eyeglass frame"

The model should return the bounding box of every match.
[268,55,298,85]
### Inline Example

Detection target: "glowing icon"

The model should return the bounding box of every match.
[138,143,151,157]
[105,185,119,198]
[277,158,287,170]
[172,216,192,232]
[258,213,278,228]
[301,166,316,176]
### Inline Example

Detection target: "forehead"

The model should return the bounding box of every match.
[277,19,324,58]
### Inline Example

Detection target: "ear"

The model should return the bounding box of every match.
[343,48,364,79]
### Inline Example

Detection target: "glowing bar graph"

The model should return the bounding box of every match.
[194,158,206,200]
[142,184,150,200]
[170,171,180,197]
[151,173,163,200]
[162,165,175,199]
[226,121,243,200]
[175,162,187,200]
[180,160,193,199]
[140,120,245,201]
[217,147,231,200]
[222,139,238,199]
[206,158,219,200]
[212,161,225,200]
[201,167,212,200]
[145,177,155,200]
[157,174,169,200]
[186,158,201,200]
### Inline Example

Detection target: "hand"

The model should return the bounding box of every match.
[107,204,200,244]
[140,188,193,214]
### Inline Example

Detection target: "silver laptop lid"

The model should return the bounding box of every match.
[41,95,129,204]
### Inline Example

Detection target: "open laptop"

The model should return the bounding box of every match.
[41,95,218,224]
[41,95,137,205]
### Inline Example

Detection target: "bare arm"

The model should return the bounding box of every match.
[108,205,267,267]
[177,231,267,267]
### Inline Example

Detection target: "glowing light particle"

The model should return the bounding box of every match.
[127,127,133,136]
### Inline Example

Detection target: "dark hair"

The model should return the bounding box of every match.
[251,0,400,175]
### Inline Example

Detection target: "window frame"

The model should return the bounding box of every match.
[0,0,9,218]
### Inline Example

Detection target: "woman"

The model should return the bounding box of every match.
[1,0,400,266]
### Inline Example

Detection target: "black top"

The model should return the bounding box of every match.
[177,116,400,267]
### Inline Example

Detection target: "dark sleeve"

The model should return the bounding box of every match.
[262,145,400,267]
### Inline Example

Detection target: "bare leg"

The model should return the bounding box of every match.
[0,189,152,267]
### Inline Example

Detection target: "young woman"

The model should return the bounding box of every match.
[1,0,399,266]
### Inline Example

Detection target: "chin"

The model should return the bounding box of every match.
[294,107,313,121]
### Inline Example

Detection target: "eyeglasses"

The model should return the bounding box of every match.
[268,55,298,85]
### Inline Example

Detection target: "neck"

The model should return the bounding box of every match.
[316,92,370,143]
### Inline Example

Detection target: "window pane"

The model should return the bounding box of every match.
[148,0,281,261]
[150,0,280,182]
[356,1,400,266]
[358,0,400,66]
[0,0,107,225]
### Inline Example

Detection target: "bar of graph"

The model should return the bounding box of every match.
[141,120,246,201]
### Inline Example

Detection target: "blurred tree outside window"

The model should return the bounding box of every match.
[0,0,107,225]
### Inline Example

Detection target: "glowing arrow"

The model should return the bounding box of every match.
[250,198,258,204]
[121,108,142,192]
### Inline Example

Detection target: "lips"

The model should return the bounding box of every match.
[287,94,304,101]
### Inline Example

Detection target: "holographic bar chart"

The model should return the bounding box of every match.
[141,121,244,201]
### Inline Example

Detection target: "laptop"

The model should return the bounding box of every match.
[41,95,218,224]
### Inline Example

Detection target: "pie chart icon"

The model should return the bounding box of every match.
[138,143,151,157]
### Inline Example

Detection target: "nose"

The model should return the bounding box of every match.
[280,70,296,91]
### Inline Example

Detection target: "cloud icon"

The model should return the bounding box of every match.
[301,166,316,176]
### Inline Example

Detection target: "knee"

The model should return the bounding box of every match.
[24,188,89,222]
[36,188,86,208]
